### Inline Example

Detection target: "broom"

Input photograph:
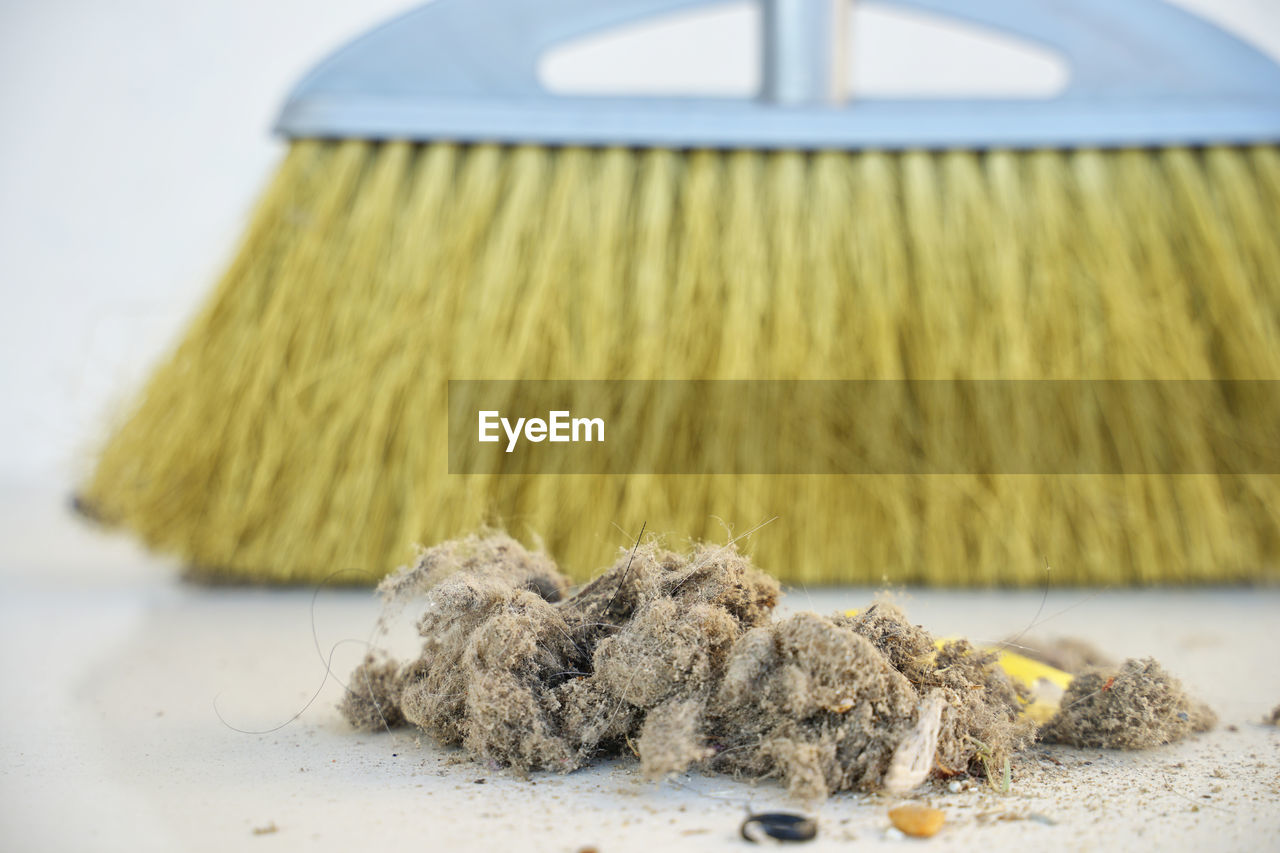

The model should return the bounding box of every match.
[80,0,1280,585]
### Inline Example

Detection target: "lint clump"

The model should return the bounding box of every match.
[340,533,1037,800]
[1039,658,1217,749]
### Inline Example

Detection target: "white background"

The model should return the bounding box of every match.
[2,0,1279,488]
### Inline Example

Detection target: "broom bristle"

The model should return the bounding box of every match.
[81,140,1280,584]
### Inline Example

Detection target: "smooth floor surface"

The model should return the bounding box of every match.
[1,483,1277,852]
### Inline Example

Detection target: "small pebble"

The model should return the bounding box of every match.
[889,803,946,838]
[947,780,963,794]
[885,827,906,841]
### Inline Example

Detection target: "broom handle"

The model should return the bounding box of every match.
[761,0,849,105]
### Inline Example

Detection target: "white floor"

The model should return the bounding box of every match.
[1,483,1277,852]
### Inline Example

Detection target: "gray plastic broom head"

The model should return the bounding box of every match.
[276,0,1280,150]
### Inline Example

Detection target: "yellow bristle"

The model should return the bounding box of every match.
[82,142,1280,584]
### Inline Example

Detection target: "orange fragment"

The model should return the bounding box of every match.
[889,803,946,838]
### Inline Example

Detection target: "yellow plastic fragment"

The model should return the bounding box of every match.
[992,648,1073,691]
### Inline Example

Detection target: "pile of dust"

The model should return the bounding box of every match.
[1039,659,1216,749]
[341,534,1211,799]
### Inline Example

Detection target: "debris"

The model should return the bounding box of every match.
[1267,705,1280,726]
[1040,658,1216,749]
[976,810,1056,826]
[251,823,278,836]
[740,812,818,843]
[883,692,947,794]
[340,533,1215,800]
[341,534,1033,800]
[888,803,945,838]
[339,652,406,730]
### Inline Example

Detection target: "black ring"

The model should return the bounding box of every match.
[740,812,818,843]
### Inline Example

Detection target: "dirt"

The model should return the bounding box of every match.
[340,533,1214,801]
[1039,658,1217,749]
